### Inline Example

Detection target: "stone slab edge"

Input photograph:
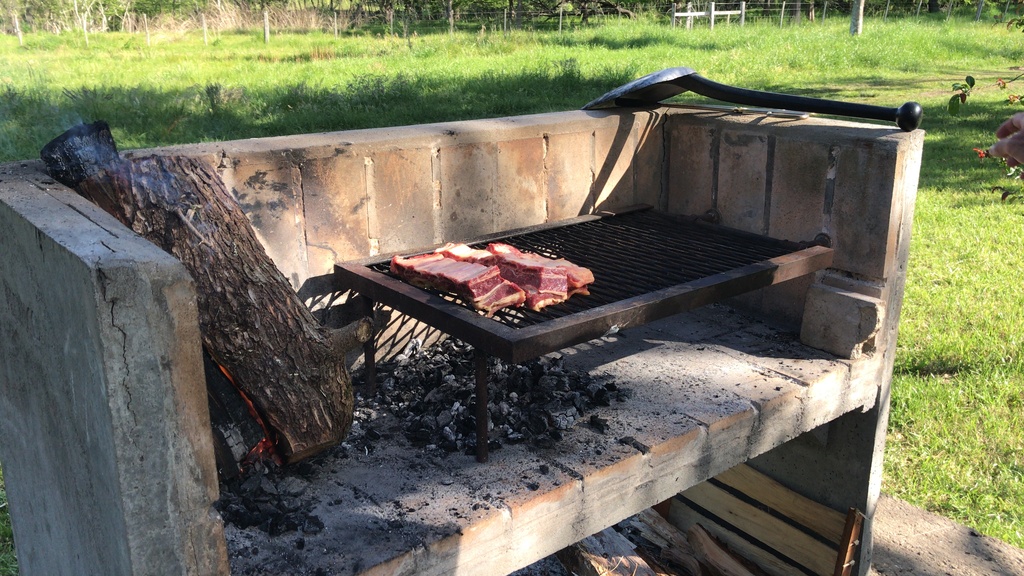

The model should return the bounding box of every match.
[0,162,229,576]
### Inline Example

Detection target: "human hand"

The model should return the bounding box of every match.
[988,112,1024,169]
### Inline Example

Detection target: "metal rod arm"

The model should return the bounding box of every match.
[672,73,922,131]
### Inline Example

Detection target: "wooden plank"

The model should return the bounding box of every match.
[687,524,757,576]
[714,464,848,545]
[679,481,838,576]
[667,500,801,576]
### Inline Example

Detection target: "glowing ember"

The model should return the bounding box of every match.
[217,362,282,468]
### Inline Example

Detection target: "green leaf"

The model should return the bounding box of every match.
[966,75,976,88]
[948,94,961,115]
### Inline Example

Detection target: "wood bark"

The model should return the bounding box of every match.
[40,121,355,463]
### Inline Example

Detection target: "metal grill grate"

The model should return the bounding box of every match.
[336,206,833,363]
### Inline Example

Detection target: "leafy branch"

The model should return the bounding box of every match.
[951,70,1024,201]
[948,75,975,115]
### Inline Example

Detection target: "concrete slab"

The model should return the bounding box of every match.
[869,495,1024,576]
[223,305,873,576]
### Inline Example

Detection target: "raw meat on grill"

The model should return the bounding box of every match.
[434,242,595,312]
[487,243,595,296]
[390,252,526,316]
[435,242,496,265]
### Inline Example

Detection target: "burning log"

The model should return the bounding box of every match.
[40,121,360,463]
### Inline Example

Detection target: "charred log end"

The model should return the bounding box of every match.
[277,411,349,464]
[40,121,121,188]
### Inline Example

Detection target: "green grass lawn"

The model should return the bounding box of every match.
[0,468,13,575]
[2,13,1023,570]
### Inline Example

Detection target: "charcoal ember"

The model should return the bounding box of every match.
[302,515,325,534]
[524,410,549,435]
[267,514,300,537]
[356,338,618,455]
[216,459,321,536]
[256,502,282,517]
[436,409,454,428]
[464,438,502,456]
[549,407,577,430]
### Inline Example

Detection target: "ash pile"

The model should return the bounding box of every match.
[215,337,628,537]
[351,337,629,455]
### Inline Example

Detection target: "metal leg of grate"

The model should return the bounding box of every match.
[475,349,489,463]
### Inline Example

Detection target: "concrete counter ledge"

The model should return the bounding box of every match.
[223,305,880,575]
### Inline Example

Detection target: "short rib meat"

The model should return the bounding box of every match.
[390,252,526,316]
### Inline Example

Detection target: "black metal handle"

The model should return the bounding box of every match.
[674,73,922,132]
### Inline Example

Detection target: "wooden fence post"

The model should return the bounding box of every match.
[822,0,828,21]
[559,2,564,31]
[709,1,715,29]
[263,9,270,43]
[13,11,23,46]
[741,1,747,25]
[671,2,677,27]
[334,11,338,37]
[686,1,694,29]
[144,13,150,46]
[780,1,786,26]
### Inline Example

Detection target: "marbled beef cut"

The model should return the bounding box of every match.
[390,252,526,316]
[433,242,595,312]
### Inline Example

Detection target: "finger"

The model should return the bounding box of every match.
[988,132,1024,160]
[995,112,1024,139]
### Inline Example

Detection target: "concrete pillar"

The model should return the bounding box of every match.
[0,164,229,576]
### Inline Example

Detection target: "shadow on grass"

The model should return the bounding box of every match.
[0,67,639,162]
[3,64,1016,204]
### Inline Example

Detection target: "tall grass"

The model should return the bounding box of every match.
[0,467,12,576]
[2,14,1023,571]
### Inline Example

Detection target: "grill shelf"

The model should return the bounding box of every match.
[334,206,832,362]
[332,205,833,461]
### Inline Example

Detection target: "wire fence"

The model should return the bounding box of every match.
[668,0,1024,27]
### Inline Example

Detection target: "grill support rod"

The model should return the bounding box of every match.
[475,349,490,463]
[361,296,378,397]
[359,295,491,462]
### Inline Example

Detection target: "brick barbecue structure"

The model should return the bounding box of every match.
[0,107,922,575]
